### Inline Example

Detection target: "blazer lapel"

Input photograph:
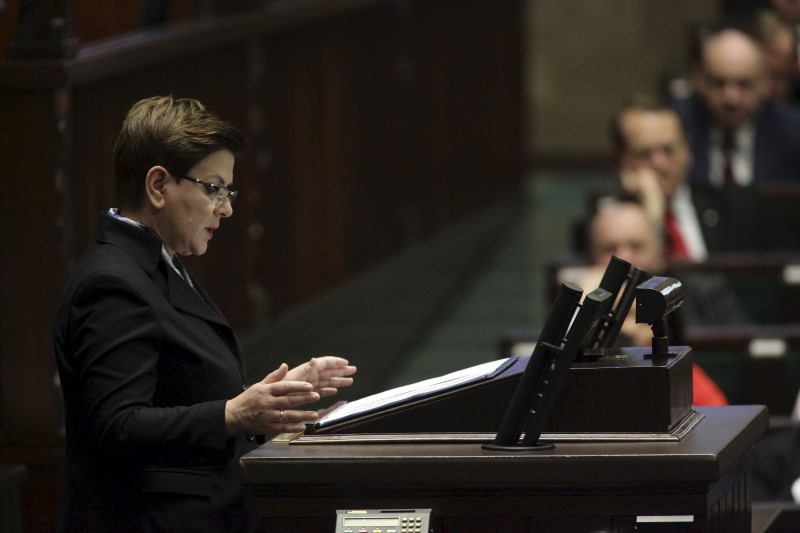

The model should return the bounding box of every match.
[167,266,231,329]
[98,213,246,368]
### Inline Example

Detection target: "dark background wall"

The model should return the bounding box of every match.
[0,2,522,530]
[525,0,719,163]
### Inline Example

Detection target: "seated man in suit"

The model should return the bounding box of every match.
[673,26,800,186]
[609,93,794,257]
[581,196,749,405]
[748,8,800,103]
[610,93,706,261]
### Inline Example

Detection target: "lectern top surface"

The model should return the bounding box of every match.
[242,405,768,487]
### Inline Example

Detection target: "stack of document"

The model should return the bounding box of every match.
[314,356,516,428]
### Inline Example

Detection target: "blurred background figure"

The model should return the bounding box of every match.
[748,8,800,102]
[581,196,749,406]
[609,94,706,261]
[591,92,793,262]
[770,0,800,61]
[675,26,800,186]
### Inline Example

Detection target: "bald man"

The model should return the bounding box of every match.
[673,27,800,186]
[584,197,748,334]
[581,197,746,405]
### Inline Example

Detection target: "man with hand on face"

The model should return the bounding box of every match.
[610,94,707,262]
[53,95,357,533]
[609,93,792,258]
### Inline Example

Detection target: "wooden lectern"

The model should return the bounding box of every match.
[242,405,767,532]
[241,267,767,531]
[242,343,768,533]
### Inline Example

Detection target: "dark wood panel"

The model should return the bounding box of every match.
[0,3,523,529]
[415,0,523,228]
[258,5,406,312]
[0,89,62,436]
[70,0,141,42]
[0,0,20,60]
[0,0,523,421]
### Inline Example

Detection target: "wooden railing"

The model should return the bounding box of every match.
[0,2,523,529]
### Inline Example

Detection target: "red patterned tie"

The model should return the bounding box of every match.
[665,210,690,260]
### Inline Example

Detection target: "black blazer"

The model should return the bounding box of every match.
[53,213,258,533]
[690,183,798,253]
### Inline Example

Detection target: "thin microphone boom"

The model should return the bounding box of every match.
[586,256,631,349]
[487,282,582,447]
[598,267,650,349]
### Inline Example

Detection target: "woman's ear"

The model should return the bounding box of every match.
[144,166,170,209]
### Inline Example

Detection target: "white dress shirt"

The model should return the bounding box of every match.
[708,124,755,187]
[670,184,708,262]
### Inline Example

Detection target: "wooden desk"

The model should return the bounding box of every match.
[242,405,768,532]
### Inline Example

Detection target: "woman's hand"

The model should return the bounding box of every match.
[225,364,321,436]
[284,356,357,398]
[224,357,356,437]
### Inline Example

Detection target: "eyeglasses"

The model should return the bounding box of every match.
[173,174,238,205]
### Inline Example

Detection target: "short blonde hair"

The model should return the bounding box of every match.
[113,95,246,208]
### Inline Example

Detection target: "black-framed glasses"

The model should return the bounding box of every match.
[173,174,238,205]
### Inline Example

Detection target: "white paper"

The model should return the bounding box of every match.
[316,357,514,427]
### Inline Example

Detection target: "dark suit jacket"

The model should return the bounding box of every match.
[571,183,796,258]
[669,269,750,341]
[752,425,800,502]
[689,183,798,253]
[53,213,259,533]
[673,93,800,185]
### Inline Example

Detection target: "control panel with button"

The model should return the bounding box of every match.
[334,508,431,533]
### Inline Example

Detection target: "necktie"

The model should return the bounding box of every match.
[665,211,690,260]
[722,129,736,185]
[173,255,205,302]
[173,255,194,288]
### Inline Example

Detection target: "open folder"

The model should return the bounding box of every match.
[312,356,518,430]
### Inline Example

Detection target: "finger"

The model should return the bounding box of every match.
[331,375,355,386]
[261,363,289,384]
[293,358,316,376]
[283,390,322,406]
[315,366,357,382]
[318,375,354,390]
[279,409,319,425]
[333,365,357,377]
[316,356,350,368]
[272,409,319,434]
[287,357,317,381]
[316,374,356,388]
[268,380,316,397]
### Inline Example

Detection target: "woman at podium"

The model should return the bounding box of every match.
[52,95,356,532]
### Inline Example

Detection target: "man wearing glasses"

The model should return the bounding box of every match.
[53,95,356,532]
